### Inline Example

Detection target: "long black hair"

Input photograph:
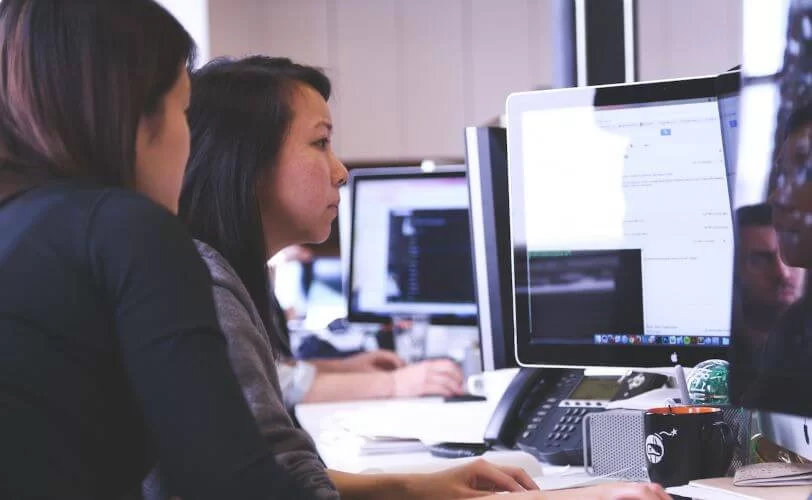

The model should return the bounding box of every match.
[0,0,194,195]
[179,56,331,352]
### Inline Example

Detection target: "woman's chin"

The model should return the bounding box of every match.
[309,228,332,245]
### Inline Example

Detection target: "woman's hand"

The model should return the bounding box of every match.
[392,358,464,397]
[401,458,538,499]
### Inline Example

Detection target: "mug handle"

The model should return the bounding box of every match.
[706,420,735,477]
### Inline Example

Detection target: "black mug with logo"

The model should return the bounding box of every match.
[644,406,734,487]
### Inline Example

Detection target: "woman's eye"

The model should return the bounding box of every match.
[314,138,330,150]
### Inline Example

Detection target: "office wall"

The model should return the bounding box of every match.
[207,0,743,162]
[208,0,554,162]
[637,0,742,80]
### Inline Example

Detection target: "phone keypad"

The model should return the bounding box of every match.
[514,371,609,466]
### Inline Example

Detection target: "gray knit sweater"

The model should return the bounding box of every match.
[143,241,338,500]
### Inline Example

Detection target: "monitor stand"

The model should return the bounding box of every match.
[759,412,812,462]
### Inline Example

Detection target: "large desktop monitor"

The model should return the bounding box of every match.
[346,166,477,325]
[506,76,736,368]
[728,0,812,459]
[464,127,518,370]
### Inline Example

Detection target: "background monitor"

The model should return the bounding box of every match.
[506,76,734,368]
[464,126,519,371]
[346,166,477,325]
[729,0,812,455]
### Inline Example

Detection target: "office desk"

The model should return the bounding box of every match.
[294,396,612,491]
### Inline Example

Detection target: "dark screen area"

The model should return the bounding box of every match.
[386,209,475,304]
[527,249,644,342]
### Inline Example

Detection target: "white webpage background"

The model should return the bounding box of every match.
[352,177,475,315]
[519,100,733,336]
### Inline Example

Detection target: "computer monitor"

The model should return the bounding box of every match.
[506,76,735,368]
[464,127,518,371]
[346,166,477,325]
[729,0,812,460]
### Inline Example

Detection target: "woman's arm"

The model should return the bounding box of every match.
[302,371,395,401]
[308,350,405,373]
[199,242,339,499]
[300,359,464,403]
[328,460,538,500]
[327,471,408,500]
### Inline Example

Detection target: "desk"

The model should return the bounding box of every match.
[294,396,614,491]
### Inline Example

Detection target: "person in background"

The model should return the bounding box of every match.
[758,100,812,381]
[0,1,315,498]
[177,55,671,500]
[734,203,805,359]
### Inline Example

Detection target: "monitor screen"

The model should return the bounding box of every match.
[347,167,477,324]
[729,0,812,420]
[507,76,734,367]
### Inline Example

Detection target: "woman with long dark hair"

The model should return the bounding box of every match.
[178,56,671,500]
[0,1,311,498]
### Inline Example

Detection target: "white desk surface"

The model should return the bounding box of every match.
[293,395,618,492]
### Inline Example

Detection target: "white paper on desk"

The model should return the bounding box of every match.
[357,437,427,455]
[667,485,753,500]
[534,474,613,491]
[334,400,495,444]
[667,476,812,500]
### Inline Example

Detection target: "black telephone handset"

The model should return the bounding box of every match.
[484,367,607,466]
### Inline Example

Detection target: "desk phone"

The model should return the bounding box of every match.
[483,368,666,466]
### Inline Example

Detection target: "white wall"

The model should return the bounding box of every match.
[157,0,211,65]
[204,0,743,161]
[637,0,742,81]
[208,0,554,162]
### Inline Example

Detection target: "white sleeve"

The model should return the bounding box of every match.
[277,359,317,410]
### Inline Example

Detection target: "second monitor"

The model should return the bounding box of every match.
[347,166,477,325]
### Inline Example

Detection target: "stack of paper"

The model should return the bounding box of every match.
[734,463,812,487]
[327,399,496,445]
[357,436,427,455]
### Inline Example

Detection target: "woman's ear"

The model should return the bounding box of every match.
[136,109,164,147]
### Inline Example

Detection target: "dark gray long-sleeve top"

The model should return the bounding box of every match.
[143,241,338,500]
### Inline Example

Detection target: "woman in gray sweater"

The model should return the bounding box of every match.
[172,56,671,500]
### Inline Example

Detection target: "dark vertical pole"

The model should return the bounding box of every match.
[571,0,637,86]
[551,0,577,89]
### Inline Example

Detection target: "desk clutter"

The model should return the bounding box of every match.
[317,398,496,453]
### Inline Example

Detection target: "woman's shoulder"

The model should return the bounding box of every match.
[193,240,272,346]
[194,240,243,288]
[193,240,260,316]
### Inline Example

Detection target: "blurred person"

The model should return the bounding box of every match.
[734,203,805,358]
[0,1,319,498]
[744,101,812,409]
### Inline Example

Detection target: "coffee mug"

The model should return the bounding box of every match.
[644,406,734,487]
[466,368,520,400]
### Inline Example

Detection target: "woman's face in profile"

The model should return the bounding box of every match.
[134,66,192,213]
[257,83,348,253]
[771,121,812,268]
